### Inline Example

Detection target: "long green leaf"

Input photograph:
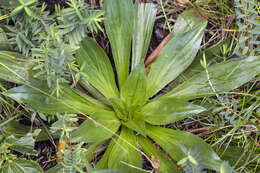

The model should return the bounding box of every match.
[109,98,127,120]
[122,116,146,136]
[162,55,260,100]
[172,38,232,87]
[97,139,116,169]
[167,9,232,89]
[146,125,222,171]
[79,78,109,105]
[146,22,207,98]
[5,81,107,114]
[120,63,147,109]
[108,127,142,173]
[137,136,180,173]
[2,121,59,141]
[1,159,44,173]
[220,161,235,173]
[104,0,135,88]
[76,37,119,99]
[154,8,213,93]
[72,111,121,143]
[85,142,105,162]
[0,28,12,51]
[173,9,207,34]
[131,3,156,70]
[6,133,38,155]
[0,51,33,84]
[140,98,205,125]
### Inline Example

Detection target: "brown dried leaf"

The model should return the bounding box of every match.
[145,33,172,67]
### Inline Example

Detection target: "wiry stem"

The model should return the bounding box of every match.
[159,0,172,32]
[202,54,246,122]
[241,0,250,55]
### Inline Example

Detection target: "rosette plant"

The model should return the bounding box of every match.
[0,0,260,172]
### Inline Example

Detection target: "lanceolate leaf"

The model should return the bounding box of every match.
[172,38,232,86]
[120,63,147,109]
[137,136,180,173]
[131,3,156,70]
[146,125,222,171]
[6,133,38,155]
[220,161,235,173]
[79,78,109,105]
[108,127,142,173]
[122,116,146,136]
[97,139,116,169]
[104,0,135,88]
[109,98,127,120]
[2,121,60,142]
[76,37,119,99]
[0,51,33,84]
[145,7,207,73]
[140,98,205,125]
[72,111,121,143]
[1,159,44,173]
[171,8,232,87]
[146,22,207,98]
[0,28,12,51]
[5,81,108,114]
[85,142,105,162]
[173,9,207,34]
[163,55,260,100]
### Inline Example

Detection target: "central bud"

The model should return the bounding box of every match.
[109,98,130,121]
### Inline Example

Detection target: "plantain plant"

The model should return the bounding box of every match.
[0,0,260,172]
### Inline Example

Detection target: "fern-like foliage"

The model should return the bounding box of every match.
[50,114,119,173]
[57,0,104,45]
[50,114,86,173]
[5,15,41,56]
[234,0,260,55]
[32,26,77,96]
[0,0,103,96]
[1,2,54,56]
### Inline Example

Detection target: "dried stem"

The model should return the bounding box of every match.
[241,0,250,55]
[145,33,172,67]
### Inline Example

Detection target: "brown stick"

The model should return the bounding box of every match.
[144,33,172,67]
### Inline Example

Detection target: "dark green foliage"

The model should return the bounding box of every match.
[0,0,103,95]
[57,0,104,45]
[1,0,259,171]
[0,0,259,172]
[32,31,76,96]
[0,130,44,173]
